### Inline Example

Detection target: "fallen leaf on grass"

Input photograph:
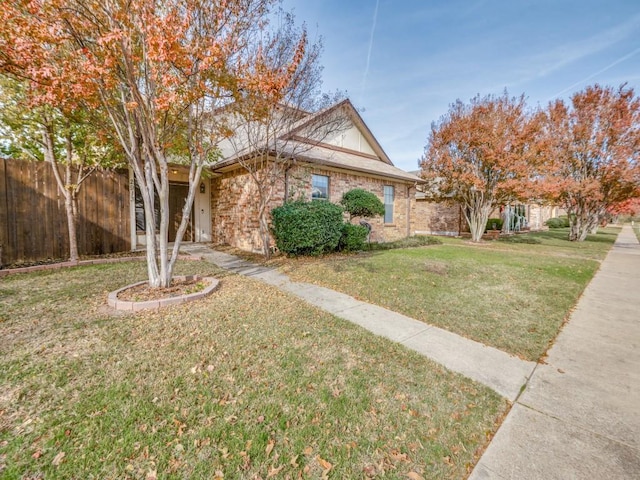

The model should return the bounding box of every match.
[52,451,65,466]
[265,439,275,457]
[406,472,425,480]
[317,456,332,471]
[267,465,284,477]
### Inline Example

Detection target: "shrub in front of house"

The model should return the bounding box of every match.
[339,188,385,219]
[485,218,503,231]
[271,200,344,256]
[545,216,570,228]
[339,223,370,252]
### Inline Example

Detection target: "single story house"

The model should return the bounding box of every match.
[130,99,428,253]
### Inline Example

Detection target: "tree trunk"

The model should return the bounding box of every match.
[42,124,80,262]
[64,195,79,262]
[258,200,271,259]
[464,193,492,242]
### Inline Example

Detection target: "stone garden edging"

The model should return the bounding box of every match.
[107,274,220,311]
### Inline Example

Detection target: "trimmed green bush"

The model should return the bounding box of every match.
[485,218,503,231]
[271,200,344,256]
[545,216,570,228]
[340,188,385,219]
[339,223,369,252]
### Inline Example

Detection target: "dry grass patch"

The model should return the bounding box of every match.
[0,260,506,479]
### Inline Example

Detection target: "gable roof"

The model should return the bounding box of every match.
[211,98,423,184]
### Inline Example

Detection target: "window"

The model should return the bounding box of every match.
[383,185,394,223]
[311,174,329,200]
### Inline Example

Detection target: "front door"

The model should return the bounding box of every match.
[169,183,193,242]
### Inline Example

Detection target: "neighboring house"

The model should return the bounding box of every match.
[409,173,562,236]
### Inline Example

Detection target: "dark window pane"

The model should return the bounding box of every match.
[384,185,394,223]
[311,174,329,200]
[134,182,160,232]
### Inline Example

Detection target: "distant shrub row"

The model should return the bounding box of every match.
[368,235,442,250]
[545,216,571,228]
[485,218,503,231]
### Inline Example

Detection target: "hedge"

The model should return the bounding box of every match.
[271,200,344,256]
[545,216,570,228]
[339,223,369,252]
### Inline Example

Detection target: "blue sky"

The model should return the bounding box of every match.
[282,0,640,171]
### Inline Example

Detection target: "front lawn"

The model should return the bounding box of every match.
[0,261,507,479]
[281,227,620,361]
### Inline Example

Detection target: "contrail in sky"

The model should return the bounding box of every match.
[550,46,640,100]
[359,0,380,106]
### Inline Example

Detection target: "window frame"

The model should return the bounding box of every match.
[311,174,330,201]
[383,185,394,224]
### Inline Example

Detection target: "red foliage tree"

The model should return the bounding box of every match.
[420,92,543,242]
[1,0,306,286]
[541,84,640,241]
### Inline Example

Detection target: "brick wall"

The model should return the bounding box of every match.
[413,200,461,236]
[210,162,415,251]
[210,168,283,252]
[298,166,413,243]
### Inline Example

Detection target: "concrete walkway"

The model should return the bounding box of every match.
[470,224,640,479]
[182,244,536,402]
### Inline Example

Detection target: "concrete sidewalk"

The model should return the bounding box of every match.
[470,224,640,479]
[182,244,536,402]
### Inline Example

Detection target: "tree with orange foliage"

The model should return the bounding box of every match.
[420,92,543,242]
[609,198,640,219]
[541,84,640,241]
[0,0,307,286]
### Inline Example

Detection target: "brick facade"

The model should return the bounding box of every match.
[210,163,415,252]
[413,200,462,236]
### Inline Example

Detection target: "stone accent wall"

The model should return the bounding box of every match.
[210,163,414,252]
[413,200,461,236]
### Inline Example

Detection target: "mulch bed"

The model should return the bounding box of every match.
[117,278,206,302]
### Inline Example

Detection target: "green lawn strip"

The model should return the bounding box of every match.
[283,228,618,361]
[0,261,506,479]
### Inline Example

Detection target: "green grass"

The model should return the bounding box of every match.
[282,227,620,361]
[0,261,507,479]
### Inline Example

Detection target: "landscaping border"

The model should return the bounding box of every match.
[107,274,220,311]
[0,254,199,278]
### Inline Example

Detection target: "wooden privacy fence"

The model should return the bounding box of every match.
[0,158,131,267]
